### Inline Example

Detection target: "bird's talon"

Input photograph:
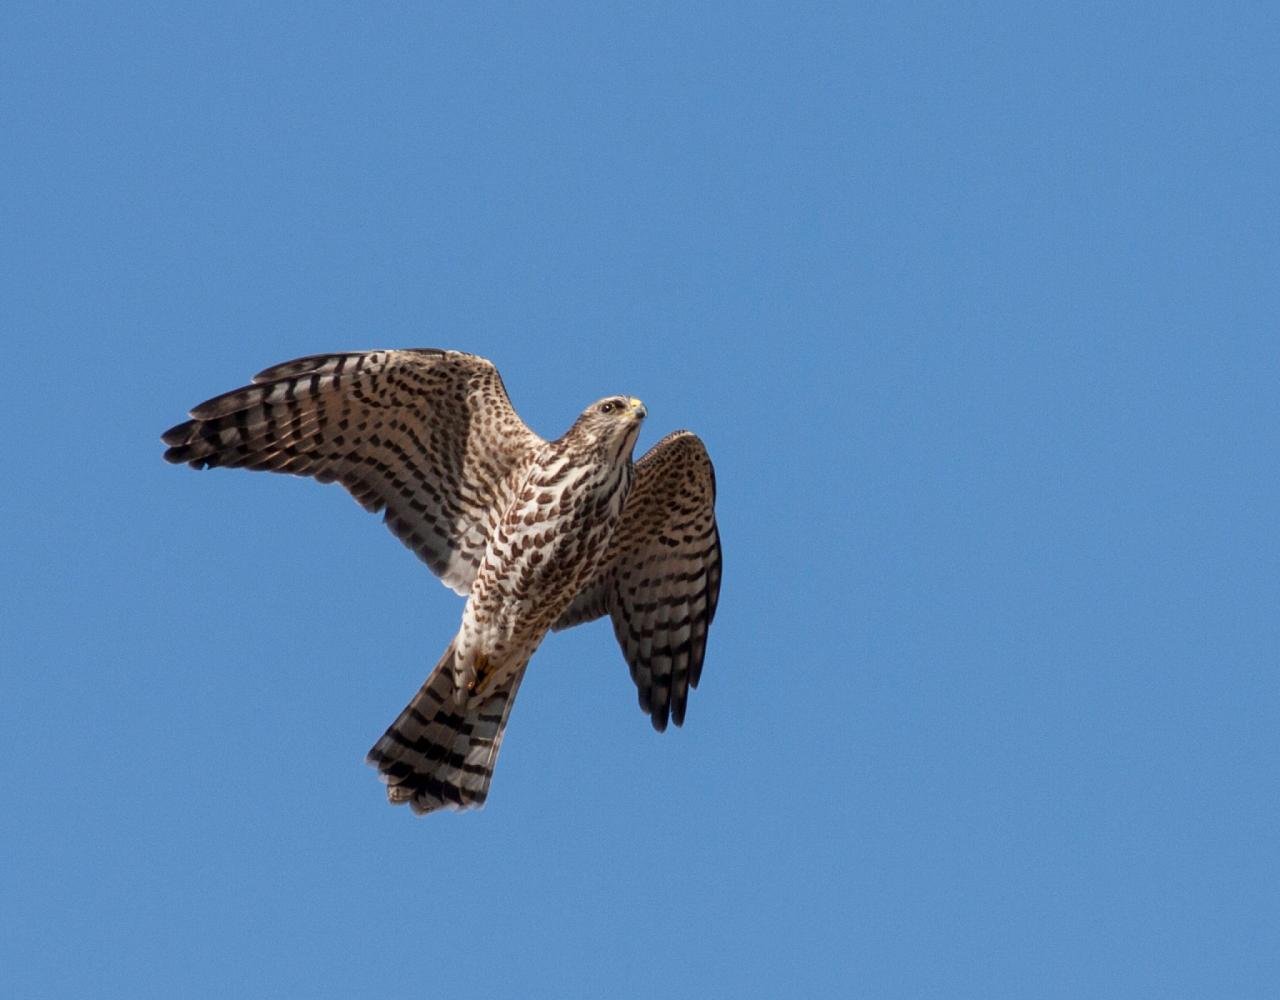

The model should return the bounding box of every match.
[470,655,493,695]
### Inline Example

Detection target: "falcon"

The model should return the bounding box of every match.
[161,349,721,814]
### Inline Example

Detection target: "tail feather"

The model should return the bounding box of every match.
[366,642,526,815]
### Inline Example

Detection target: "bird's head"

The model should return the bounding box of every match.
[569,395,647,456]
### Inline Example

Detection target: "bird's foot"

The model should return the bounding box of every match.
[467,654,494,696]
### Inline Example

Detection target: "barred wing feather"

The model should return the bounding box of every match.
[555,431,722,731]
[162,349,544,595]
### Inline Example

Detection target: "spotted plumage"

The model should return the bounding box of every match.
[162,349,721,814]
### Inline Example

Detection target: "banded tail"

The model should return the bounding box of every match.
[367,641,526,814]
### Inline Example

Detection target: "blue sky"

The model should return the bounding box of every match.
[3,3,1277,997]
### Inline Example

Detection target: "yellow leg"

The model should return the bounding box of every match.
[467,653,494,696]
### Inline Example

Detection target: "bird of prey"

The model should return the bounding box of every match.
[162,349,721,814]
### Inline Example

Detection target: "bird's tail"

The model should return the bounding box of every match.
[366,641,526,815]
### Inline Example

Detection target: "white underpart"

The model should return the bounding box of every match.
[453,445,633,682]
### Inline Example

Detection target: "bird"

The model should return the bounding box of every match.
[161,349,722,814]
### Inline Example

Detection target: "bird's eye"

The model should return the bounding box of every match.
[600,401,617,414]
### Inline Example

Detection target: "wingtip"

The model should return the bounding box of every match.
[160,420,193,447]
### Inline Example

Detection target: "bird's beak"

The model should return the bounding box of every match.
[628,397,647,420]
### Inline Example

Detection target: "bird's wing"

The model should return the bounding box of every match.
[162,349,544,594]
[554,430,722,730]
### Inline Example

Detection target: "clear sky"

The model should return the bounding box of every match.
[3,3,1277,998]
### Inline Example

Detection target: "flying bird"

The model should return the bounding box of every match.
[162,349,721,814]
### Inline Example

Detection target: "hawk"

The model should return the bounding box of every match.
[162,349,721,814]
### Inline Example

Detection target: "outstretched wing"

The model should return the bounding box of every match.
[162,349,544,594]
[554,430,722,731]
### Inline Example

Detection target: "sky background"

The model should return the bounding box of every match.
[2,3,1278,998]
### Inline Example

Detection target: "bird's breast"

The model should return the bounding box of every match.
[467,455,631,636]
